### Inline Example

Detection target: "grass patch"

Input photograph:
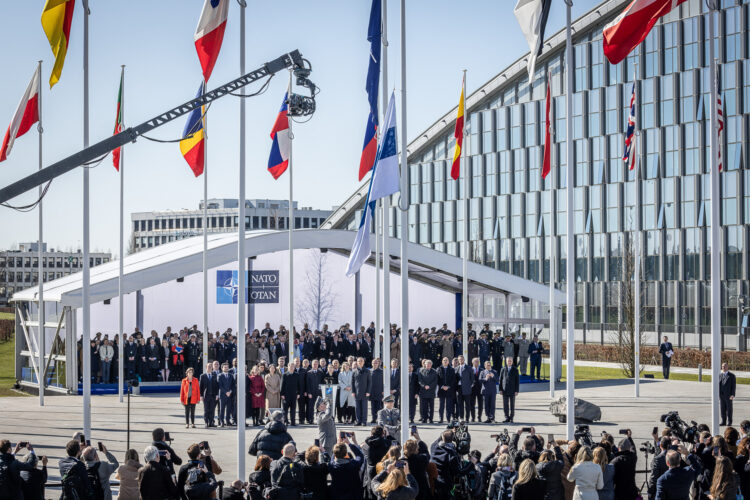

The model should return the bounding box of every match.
[559,364,750,385]
[0,333,26,396]
[0,312,13,320]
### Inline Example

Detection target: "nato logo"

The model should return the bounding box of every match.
[217,270,279,304]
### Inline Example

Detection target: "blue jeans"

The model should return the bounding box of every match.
[101,361,111,383]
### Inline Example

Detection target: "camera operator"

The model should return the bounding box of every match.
[609,436,638,500]
[402,433,430,500]
[536,438,564,500]
[177,443,209,499]
[363,427,391,491]
[0,440,41,500]
[221,480,247,500]
[18,450,48,500]
[81,443,119,500]
[329,435,365,500]
[654,444,703,500]
[269,443,304,500]
[152,427,182,477]
[647,437,671,500]
[183,462,219,500]
[510,427,543,470]
[431,429,473,500]
[299,445,329,500]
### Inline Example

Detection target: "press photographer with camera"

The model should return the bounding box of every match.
[654,444,703,500]
[608,436,639,500]
[509,427,542,470]
[402,431,430,500]
[329,434,365,500]
[646,437,671,500]
[269,443,304,500]
[152,427,182,477]
[431,429,473,500]
[536,437,565,500]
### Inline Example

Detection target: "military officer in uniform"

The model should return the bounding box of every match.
[377,395,401,443]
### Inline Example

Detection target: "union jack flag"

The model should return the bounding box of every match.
[623,81,637,170]
[717,93,724,171]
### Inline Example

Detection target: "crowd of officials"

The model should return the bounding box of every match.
[4,419,750,499]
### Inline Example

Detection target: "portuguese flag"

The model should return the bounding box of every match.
[112,69,123,171]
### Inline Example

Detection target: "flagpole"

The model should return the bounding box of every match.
[82,0,91,442]
[288,70,295,362]
[709,5,721,434]
[203,79,209,371]
[548,72,556,399]
[564,0,575,440]
[381,0,391,397]
[118,65,125,404]
[398,0,410,445]
[236,0,247,479]
[375,201,381,357]
[37,60,45,407]
[461,71,468,361]
[633,56,641,399]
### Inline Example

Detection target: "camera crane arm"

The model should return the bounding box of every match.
[0,49,315,205]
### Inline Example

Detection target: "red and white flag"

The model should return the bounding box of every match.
[541,74,552,179]
[194,0,229,82]
[602,0,687,65]
[0,66,41,163]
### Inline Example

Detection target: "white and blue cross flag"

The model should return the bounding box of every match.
[346,91,400,277]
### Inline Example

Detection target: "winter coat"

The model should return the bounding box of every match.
[300,461,329,500]
[180,377,201,405]
[270,456,304,500]
[264,372,281,409]
[249,374,265,408]
[371,471,419,500]
[338,370,356,406]
[258,345,271,365]
[246,341,259,366]
[512,477,547,500]
[597,464,615,500]
[567,462,604,500]
[537,455,565,500]
[249,420,295,460]
[609,451,638,500]
[115,459,141,500]
[329,444,365,500]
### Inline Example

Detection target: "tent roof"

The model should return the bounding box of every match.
[12,229,565,307]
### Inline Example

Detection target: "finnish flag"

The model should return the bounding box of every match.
[346,91,400,277]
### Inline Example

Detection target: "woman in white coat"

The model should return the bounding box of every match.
[337,361,356,424]
[566,446,604,500]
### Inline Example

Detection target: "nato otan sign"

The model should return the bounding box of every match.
[216,270,279,304]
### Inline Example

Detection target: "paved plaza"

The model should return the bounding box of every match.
[1,377,747,496]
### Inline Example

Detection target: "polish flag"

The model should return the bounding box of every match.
[0,67,41,163]
[194,0,229,82]
[603,0,687,65]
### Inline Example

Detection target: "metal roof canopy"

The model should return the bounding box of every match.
[12,229,565,307]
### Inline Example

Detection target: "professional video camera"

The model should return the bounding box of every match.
[660,411,699,443]
[490,429,510,446]
[574,425,593,447]
[448,420,471,456]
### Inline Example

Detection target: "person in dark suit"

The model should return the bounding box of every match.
[527,336,543,381]
[305,360,324,424]
[388,359,400,404]
[408,363,419,423]
[658,336,674,380]
[408,336,422,364]
[479,361,498,423]
[351,357,372,426]
[217,363,234,426]
[280,362,302,426]
[369,358,384,423]
[654,446,703,500]
[124,337,137,380]
[199,362,219,427]
[455,355,473,421]
[647,437,671,500]
[297,360,308,425]
[437,357,456,423]
[719,362,737,426]
[499,357,520,423]
[418,359,438,423]
[469,358,484,422]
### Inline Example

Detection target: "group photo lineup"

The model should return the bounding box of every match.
[0,0,749,499]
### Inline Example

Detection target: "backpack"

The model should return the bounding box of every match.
[86,463,104,500]
[0,459,15,500]
[60,468,84,500]
[494,471,515,500]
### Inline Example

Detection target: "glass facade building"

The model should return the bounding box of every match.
[328,0,750,348]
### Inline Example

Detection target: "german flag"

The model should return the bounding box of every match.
[41,0,75,88]
[450,75,465,180]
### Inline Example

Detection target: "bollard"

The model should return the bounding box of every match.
[698,363,702,382]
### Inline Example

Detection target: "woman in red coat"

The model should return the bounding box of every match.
[180,367,200,428]
[248,365,265,426]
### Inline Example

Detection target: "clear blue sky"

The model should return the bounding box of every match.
[0,0,600,255]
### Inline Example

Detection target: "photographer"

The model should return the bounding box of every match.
[269,443,304,500]
[431,429,473,500]
[183,463,219,500]
[300,445,329,500]
[403,435,430,500]
[247,455,272,500]
[221,480,247,500]
[329,435,365,500]
[510,428,542,470]
[19,451,48,500]
[138,446,177,500]
[152,427,182,476]
[609,437,637,500]
[647,437,670,500]
[0,440,38,500]
[654,445,703,500]
[371,461,419,500]
[177,443,208,499]
[536,439,564,500]
[82,443,119,500]
[364,427,391,490]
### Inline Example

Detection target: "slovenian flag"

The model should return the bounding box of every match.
[0,66,41,163]
[194,0,229,83]
[267,92,290,179]
[346,91,400,277]
[179,82,206,177]
[358,0,382,181]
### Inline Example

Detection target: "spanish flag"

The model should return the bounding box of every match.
[450,75,465,180]
[179,82,206,177]
[41,0,75,88]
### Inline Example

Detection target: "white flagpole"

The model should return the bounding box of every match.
[82,0,91,441]
[398,0,410,445]
[564,0,575,440]
[203,81,209,369]
[288,70,295,362]
[461,71,469,361]
[237,0,247,479]
[709,10,721,433]
[381,0,391,397]
[633,57,641,398]
[118,65,125,404]
[375,201,381,358]
[548,72,556,399]
[38,60,45,407]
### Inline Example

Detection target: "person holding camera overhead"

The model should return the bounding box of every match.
[329,433,365,500]
[370,459,420,500]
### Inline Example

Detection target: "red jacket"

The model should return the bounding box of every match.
[180,377,200,405]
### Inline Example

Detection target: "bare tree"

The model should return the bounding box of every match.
[297,249,337,330]
[607,234,646,378]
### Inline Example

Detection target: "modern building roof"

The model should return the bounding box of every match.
[12,229,564,307]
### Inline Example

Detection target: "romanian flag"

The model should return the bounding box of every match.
[41,0,75,88]
[179,82,206,177]
[112,69,124,171]
[450,76,465,180]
